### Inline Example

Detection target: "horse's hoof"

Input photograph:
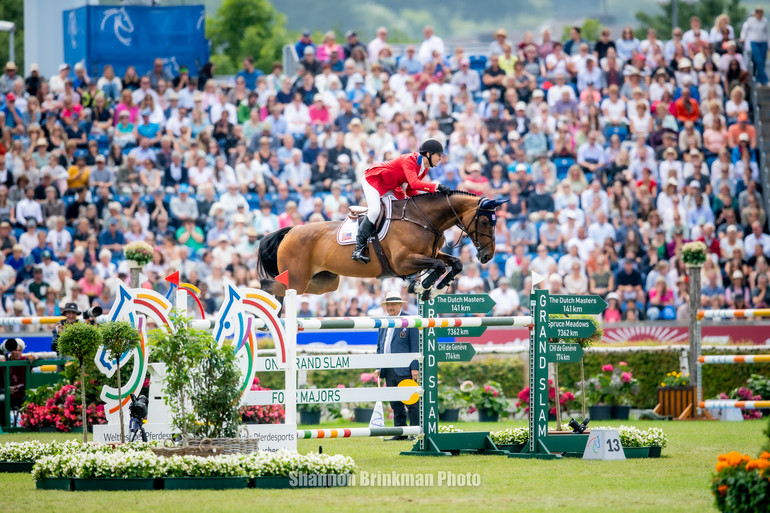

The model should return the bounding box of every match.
[420,290,431,301]
[408,280,417,294]
[428,286,446,300]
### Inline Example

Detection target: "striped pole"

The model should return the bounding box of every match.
[296,315,533,331]
[0,316,65,325]
[699,400,770,409]
[0,314,533,330]
[297,426,422,439]
[698,309,770,319]
[698,355,770,364]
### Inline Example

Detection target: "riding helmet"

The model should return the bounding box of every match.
[418,138,444,156]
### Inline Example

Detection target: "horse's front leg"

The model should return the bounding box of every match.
[402,254,447,300]
[434,253,463,292]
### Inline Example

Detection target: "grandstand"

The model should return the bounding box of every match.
[0,11,768,332]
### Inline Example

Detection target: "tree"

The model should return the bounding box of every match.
[100,321,141,444]
[56,322,103,442]
[635,0,747,39]
[207,0,290,75]
[0,2,23,71]
[561,19,603,43]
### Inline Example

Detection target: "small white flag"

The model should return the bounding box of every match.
[368,401,385,428]
[531,271,545,289]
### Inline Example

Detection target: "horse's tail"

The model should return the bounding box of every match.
[257,227,294,283]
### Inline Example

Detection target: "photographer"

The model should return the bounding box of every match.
[51,302,80,354]
[0,338,36,362]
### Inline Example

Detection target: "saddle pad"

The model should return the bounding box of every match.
[337,196,393,246]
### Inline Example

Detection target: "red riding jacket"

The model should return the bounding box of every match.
[364,152,438,199]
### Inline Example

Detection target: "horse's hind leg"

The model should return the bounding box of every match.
[306,271,340,295]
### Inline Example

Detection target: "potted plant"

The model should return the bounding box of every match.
[470,381,509,422]
[99,321,141,443]
[616,425,650,458]
[643,427,668,458]
[583,364,617,420]
[612,362,639,420]
[490,426,529,453]
[681,241,708,267]
[55,322,103,442]
[123,241,154,287]
[438,382,464,422]
[656,370,694,419]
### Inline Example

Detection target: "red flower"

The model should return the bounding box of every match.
[621,372,632,383]
[602,364,614,372]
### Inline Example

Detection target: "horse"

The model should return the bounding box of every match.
[257,191,506,297]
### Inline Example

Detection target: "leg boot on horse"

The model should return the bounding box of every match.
[351,217,376,264]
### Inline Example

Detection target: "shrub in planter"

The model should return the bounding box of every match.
[149,312,242,441]
[55,322,103,442]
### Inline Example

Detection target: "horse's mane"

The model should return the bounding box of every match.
[412,190,479,200]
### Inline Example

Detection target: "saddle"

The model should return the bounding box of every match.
[336,197,402,278]
[336,196,394,246]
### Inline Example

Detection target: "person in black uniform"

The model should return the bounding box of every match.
[374,291,419,440]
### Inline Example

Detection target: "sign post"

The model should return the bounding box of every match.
[402,294,504,456]
[510,289,604,460]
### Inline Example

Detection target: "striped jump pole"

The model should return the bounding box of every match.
[698,355,770,364]
[697,309,770,319]
[297,426,422,439]
[0,316,65,326]
[296,315,533,331]
[699,400,770,410]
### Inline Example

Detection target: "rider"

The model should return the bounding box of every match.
[352,138,451,263]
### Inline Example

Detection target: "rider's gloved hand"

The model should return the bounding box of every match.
[436,184,451,195]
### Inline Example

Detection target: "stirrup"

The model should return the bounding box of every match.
[351,246,370,263]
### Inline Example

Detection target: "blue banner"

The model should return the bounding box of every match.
[63,5,209,78]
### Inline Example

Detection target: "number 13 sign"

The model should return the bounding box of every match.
[582,429,626,461]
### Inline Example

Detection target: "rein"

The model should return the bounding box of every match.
[389,194,496,256]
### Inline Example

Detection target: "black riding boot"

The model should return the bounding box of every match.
[351,218,376,263]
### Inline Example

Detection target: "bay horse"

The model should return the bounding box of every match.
[257,191,506,297]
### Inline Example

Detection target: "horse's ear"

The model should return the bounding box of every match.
[494,199,510,207]
[480,198,496,210]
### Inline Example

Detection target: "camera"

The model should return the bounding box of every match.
[129,394,148,420]
[568,417,590,434]
[82,306,103,321]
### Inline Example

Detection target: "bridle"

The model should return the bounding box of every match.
[445,197,497,254]
[391,193,498,257]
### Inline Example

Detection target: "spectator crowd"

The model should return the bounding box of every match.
[0,8,769,329]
